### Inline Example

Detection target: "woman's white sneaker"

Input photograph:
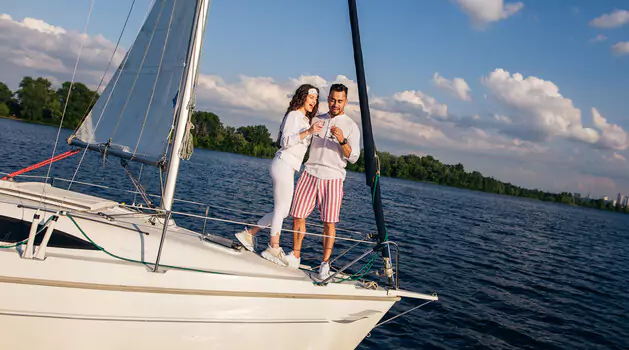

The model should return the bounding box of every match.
[235,228,255,252]
[260,246,288,267]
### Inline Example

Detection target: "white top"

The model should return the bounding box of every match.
[275,110,312,171]
[304,113,361,180]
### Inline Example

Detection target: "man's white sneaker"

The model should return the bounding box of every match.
[284,251,301,269]
[317,261,331,281]
[260,246,288,267]
[235,228,254,252]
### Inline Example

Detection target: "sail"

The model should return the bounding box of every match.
[69,0,199,167]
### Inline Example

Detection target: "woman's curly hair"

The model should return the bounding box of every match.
[276,84,319,145]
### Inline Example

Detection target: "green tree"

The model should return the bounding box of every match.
[237,125,273,146]
[16,77,60,123]
[56,82,99,128]
[0,82,12,106]
[0,103,9,117]
[0,80,11,117]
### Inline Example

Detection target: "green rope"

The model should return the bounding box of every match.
[0,216,55,249]
[371,173,379,205]
[325,253,380,285]
[65,213,225,275]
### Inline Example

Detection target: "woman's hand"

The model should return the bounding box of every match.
[309,121,324,135]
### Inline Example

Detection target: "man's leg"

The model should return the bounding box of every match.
[319,178,344,264]
[322,222,336,263]
[292,218,306,259]
[289,172,318,259]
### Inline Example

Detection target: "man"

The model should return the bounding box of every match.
[284,83,360,280]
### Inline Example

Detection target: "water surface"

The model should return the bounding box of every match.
[1,118,627,349]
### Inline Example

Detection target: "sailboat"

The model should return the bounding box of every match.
[0,0,437,349]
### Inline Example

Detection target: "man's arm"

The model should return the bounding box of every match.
[332,123,360,163]
[344,123,360,164]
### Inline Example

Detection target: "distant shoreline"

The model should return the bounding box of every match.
[0,114,71,129]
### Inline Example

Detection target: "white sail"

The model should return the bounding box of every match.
[70,0,199,167]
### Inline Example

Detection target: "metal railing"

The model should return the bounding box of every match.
[2,171,401,287]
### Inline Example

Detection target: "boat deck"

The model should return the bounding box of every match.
[0,180,363,284]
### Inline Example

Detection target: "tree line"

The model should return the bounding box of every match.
[1,76,626,214]
[345,152,629,214]
[0,77,99,128]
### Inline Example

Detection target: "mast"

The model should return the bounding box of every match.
[161,0,210,211]
[347,0,395,286]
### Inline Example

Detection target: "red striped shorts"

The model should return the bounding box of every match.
[290,171,344,223]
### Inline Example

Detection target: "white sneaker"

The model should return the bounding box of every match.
[235,228,254,252]
[260,246,288,267]
[284,251,301,269]
[317,261,331,281]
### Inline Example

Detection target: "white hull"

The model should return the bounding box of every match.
[0,274,394,350]
[0,181,436,349]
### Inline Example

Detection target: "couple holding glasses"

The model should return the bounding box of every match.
[235,83,360,281]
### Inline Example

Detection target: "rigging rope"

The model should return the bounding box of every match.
[37,0,95,204]
[120,160,154,207]
[1,149,80,181]
[373,300,435,329]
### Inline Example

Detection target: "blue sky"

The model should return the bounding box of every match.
[1,0,629,198]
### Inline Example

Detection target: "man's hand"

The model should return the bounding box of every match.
[330,126,345,143]
[331,126,351,158]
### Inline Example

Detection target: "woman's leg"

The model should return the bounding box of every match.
[249,212,273,236]
[244,160,280,236]
[268,159,295,248]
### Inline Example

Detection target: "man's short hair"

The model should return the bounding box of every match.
[329,83,348,96]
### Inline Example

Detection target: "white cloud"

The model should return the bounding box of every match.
[612,42,629,55]
[0,14,125,90]
[590,34,607,43]
[389,90,449,118]
[196,74,290,117]
[589,9,629,29]
[482,68,600,145]
[432,72,472,101]
[453,0,524,27]
[592,108,629,151]
[493,114,512,124]
[613,152,627,162]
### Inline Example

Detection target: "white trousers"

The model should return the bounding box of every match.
[256,157,295,237]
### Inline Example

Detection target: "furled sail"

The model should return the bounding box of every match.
[68,0,198,167]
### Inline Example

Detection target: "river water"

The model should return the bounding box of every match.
[1,118,627,349]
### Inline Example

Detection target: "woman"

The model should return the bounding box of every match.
[235,84,323,266]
